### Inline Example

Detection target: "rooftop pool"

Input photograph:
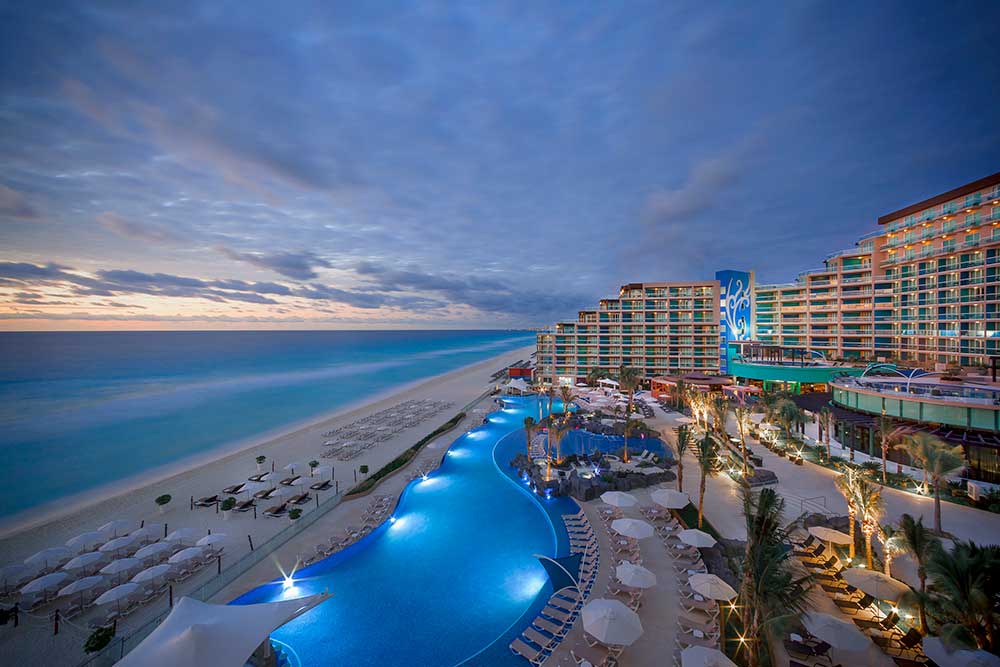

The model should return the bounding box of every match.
[231,395,577,666]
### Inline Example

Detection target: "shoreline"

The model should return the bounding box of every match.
[0,344,534,541]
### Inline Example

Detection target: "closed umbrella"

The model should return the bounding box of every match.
[688,573,737,601]
[196,534,227,548]
[168,546,204,565]
[283,462,303,473]
[97,520,132,537]
[99,533,140,553]
[581,598,643,646]
[63,551,105,573]
[21,571,69,595]
[164,528,201,544]
[803,612,871,652]
[615,562,657,589]
[678,529,717,549]
[131,564,172,584]
[842,568,911,602]
[24,546,71,569]
[681,646,737,667]
[923,637,1000,667]
[610,518,655,540]
[57,575,105,606]
[651,489,690,509]
[134,542,173,561]
[66,531,105,553]
[808,526,853,546]
[600,491,638,508]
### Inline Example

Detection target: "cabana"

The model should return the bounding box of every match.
[117,592,329,667]
[597,378,619,390]
[503,378,531,395]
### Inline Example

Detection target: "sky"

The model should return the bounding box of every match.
[1,2,999,330]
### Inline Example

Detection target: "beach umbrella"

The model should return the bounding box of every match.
[168,546,204,565]
[131,564,172,584]
[924,637,1000,667]
[615,562,657,589]
[97,520,132,537]
[95,582,139,608]
[99,533,140,553]
[57,575,105,606]
[651,489,690,509]
[134,542,174,560]
[100,558,141,577]
[24,546,72,569]
[678,529,717,549]
[600,491,638,508]
[164,528,201,544]
[311,465,332,478]
[681,646,738,667]
[808,526,853,546]
[131,523,165,541]
[610,518,655,540]
[63,551,105,572]
[581,598,643,646]
[21,571,68,595]
[241,481,269,496]
[1,563,37,593]
[688,573,737,601]
[66,530,105,553]
[803,612,871,652]
[196,534,227,548]
[842,568,911,602]
[283,462,303,473]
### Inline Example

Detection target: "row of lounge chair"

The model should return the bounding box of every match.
[790,531,927,665]
[300,496,395,566]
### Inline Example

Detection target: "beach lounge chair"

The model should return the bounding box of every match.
[248,472,270,482]
[233,498,255,512]
[255,487,278,500]
[222,483,245,495]
[532,616,567,637]
[523,627,556,651]
[279,475,301,486]
[291,492,311,505]
[509,638,547,665]
[853,611,899,632]
[541,605,571,623]
[194,495,219,507]
[264,502,288,518]
[310,480,332,491]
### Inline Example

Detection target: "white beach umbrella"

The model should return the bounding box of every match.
[803,612,871,652]
[95,582,139,606]
[63,551,105,572]
[678,529,717,549]
[58,575,105,599]
[808,526,853,546]
[24,546,72,569]
[164,528,201,544]
[923,637,1000,667]
[97,520,132,537]
[600,491,638,508]
[66,530,105,553]
[610,518,655,540]
[651,489,690,509]
[841,568,911,602]
[21,571,69,595]
[134,542,174,560]
[132,523,165,541]
[131,564,172,584]
[241,481,269,495]
[282,462,303,473]
[311,464,332,478]
[100,558,141,576]
[196,534,227,548]
[99,533,140,553]
[615,562,657,589]
[581,598,643,646]
[688,573,737,601]
[288,476,309,487]
[167,546,204,565]
[681,646,738,667]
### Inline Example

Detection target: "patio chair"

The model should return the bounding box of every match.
[523,627,557,651]
[264,502,289,518]
[194,495,219,507]
[234,498,255,512]
[509,638,547,666]
[253,487,277,499]
[834,592,875,614]
[221,483,245,495]
[853,611,899,632]
[541,605,571,624]
[290,492,311,505]
[279,476,300,486]
[532,616,568,638]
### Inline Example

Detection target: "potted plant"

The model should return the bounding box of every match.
[155,494,172,515]
[84,626,115,654]
[288,508,302,523]
[220,496,236,520]
[309,460,319,476]
[359,464,369,478]
[255,455,267,472]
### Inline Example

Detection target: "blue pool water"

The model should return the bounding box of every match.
[0,330,534,519]
[233,395,579,667]
[557,429,671,461]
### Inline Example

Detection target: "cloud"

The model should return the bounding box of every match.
[218,247,332,280]
[642,152,744,225]
[99,211,179,243]
[0,185,41,221]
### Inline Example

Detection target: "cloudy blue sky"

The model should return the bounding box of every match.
[1,1,999,329]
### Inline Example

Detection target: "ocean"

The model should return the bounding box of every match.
[0,330,534,520]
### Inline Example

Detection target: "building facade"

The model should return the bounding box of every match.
[534,281,721,386]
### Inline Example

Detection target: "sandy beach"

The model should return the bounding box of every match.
[0,344,532,666]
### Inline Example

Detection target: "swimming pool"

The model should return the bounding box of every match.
[232,395,578,666]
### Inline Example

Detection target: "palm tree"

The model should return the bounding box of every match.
[739,487,814,667]
[897,513,939,635]
[523,416,536,458]
[853,476,884,569]
[879,523,904,576]
[586,366,609,386]
[710,395,730,437]
[923,437,965,534]
[695,432,721,529]
[927,540,1000,651]
[835,470,860,561]
[559,385,573,424]
[895,432,934,493]
[549,423,569,467]
[674,425,692,494]
[774,399,804,439]
[617,365,642,419]
[734,405,753,476]
[875,414,904,484]
[546,386,555,420]
[622,418,642,464]
[818,406,833,459]
[674,379,688,411]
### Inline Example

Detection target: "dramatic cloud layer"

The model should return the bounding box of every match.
[1,2,998,328]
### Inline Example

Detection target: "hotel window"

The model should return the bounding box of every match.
[943,239,957,253]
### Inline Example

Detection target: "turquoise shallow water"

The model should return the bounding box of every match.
[233,395,578,667]
[0,330,534,519]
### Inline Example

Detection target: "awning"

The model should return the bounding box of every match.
[116,593,329,667]
[537,553,582,592]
